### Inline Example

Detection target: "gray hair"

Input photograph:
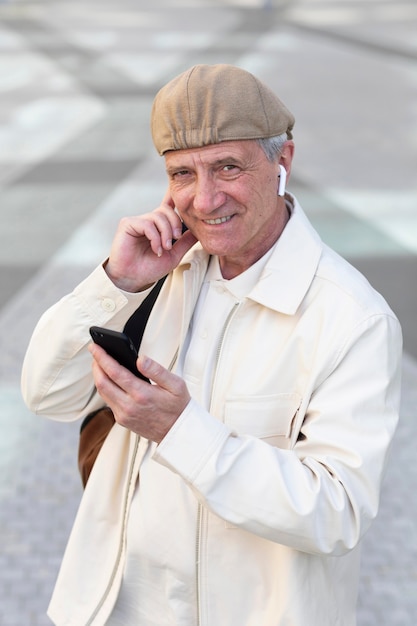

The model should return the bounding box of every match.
[256,133,288,162]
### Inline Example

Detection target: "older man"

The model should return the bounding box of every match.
[22,64,402,626]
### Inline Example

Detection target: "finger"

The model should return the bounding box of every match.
[141,218,169,257]
[90,343,155,416]
[137,355,186,397]
[138,208,183,256]
[121,212,176,256]
[154,206,184,243]
[170,229,199,263]
[89,347,121,409]
[89,343,140,393]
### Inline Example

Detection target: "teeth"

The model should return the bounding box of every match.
[204,216,232,225]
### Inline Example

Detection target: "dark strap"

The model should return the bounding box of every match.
[123,276,167,349]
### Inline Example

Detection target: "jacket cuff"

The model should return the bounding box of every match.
[153,399,232,482]
[73,263,154,327]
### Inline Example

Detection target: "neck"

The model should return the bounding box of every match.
[219,197,290,279]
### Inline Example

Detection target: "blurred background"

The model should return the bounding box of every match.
[0,0,416,624]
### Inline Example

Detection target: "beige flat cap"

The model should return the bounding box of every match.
[151,64,295,155]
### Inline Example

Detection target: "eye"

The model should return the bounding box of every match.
[172,169,190,178]
[220,163,241,179]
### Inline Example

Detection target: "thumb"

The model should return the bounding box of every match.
[137,355,191,416]
[171,229,198,263]
[136,355,178,392]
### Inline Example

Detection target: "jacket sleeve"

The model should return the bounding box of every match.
[21,264,147,421]
[153,312,402,556]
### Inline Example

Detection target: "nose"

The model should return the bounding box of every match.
[193,175,225,214]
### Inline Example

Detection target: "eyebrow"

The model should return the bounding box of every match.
[212,157,241,167]
[166,156,242,175]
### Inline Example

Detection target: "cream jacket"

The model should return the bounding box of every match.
[21,197,402,626]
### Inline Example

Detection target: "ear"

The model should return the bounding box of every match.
[278,140,295,182]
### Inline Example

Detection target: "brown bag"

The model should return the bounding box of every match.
[78,276,167,486]
[78,407,115,487]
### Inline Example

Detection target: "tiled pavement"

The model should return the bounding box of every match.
[0,1,416,624]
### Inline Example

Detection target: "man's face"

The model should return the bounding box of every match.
[165,139,292,278]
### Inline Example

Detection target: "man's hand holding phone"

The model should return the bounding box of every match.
[89,331,191,444]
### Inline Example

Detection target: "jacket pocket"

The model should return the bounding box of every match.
[224,392,302,450]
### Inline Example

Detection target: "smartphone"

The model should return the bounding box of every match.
[89,326,150,382]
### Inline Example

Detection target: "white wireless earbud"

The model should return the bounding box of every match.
[277,164,287,197]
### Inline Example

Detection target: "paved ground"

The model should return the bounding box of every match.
[0,0,416,624]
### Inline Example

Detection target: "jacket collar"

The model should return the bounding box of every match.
[179,193,323,316]
[249,194,323,315]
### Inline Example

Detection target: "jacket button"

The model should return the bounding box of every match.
[101,298,116,312]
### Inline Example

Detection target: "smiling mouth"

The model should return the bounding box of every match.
[204,215,232,225]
